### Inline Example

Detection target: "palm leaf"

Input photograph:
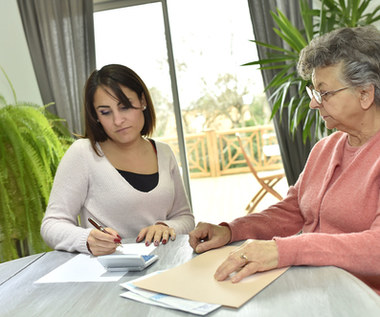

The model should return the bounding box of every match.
[271,10,308,51]
[244,0,380,143]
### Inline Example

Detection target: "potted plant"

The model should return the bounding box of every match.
[0,67,73,262]
[245,0,380,143]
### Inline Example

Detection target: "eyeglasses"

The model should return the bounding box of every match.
[306,86,350,104]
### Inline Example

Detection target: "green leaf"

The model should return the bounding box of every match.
[244,0,380,144]
[302,109,316,143]
[271,10,308,51]
[300,0,315,42]
[0,103,73,261]
[248,40,292,53]
[0,66,17,104]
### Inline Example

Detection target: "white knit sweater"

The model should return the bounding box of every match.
[41,138,194,253]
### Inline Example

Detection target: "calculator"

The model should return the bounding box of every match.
[97,254,158,272]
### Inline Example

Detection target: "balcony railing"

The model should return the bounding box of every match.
[157,125,283,178]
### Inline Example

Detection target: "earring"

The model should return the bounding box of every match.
[142,106,147,111]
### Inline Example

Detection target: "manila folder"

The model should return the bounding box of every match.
[133,246,288,308]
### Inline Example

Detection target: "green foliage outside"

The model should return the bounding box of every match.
[245,94,271,127]
[182,73,270,133]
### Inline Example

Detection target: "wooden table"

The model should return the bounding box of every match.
[1,235,380,316]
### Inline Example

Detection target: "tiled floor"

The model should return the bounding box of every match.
[189,172,289,225]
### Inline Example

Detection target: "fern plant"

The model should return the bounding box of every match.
[244,0,380,142]
[0,67,73,262]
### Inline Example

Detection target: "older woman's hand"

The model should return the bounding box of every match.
[214,239,279,283]
[189,222,231,253]
[87,228,121,256]
[136,224,176,246]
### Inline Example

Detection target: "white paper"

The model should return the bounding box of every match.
[34,254,125,283]
[120,272,221,315]
[114,243,156,255]
[121,292,173,309]
[34,243,156,284]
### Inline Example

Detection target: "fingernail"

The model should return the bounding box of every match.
[162,239,167,245]
[154,240,159,246]
[117,235,122,239]
[114,238,121,244]
[145,241,150,246]
[136,236,140,243]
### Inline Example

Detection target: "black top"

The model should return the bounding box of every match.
[116,139,158,192]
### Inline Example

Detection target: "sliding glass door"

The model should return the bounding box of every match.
[93,0,283,223]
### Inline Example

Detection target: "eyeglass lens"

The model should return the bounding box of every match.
[306,86,321,103]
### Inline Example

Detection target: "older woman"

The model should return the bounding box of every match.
[189,26,380,295]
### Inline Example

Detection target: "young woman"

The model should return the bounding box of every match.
[41,64,194,256]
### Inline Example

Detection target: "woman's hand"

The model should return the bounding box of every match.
[214,239,279,283]
[136,224,176,246]
[87,228,121,256]
[188,222,231,253]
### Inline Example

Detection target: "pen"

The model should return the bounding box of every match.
[88,217,122,246]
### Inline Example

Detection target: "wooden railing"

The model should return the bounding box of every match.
[157,125,283,178]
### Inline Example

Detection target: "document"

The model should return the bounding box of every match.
[120,272,221,315]
[34,243,156,283]
[133,246,289,308]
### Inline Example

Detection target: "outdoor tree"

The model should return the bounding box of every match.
[149,86,172,137]
[183,73,270,133]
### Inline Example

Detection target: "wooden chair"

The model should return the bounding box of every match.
[236,134,285,214]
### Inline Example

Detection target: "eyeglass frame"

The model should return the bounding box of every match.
[306,85,350,104]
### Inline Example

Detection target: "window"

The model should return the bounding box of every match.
[94,0,282,222]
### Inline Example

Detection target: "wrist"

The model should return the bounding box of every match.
[268,240,279,268]
[219,222,232,243]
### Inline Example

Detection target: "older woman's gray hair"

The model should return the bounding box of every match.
[297,26,380,105]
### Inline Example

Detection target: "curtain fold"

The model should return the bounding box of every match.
[247,0,315,185]
[17,0,96,134]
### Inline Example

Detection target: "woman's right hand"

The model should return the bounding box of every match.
[86,228,121,256]
[188,222,231,253]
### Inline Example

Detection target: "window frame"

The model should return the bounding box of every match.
[93,0,192,203]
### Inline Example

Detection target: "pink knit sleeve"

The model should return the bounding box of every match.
[226,184,305,242]
[274,216,380,277]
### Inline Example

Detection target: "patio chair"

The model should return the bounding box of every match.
[236,134,285,214]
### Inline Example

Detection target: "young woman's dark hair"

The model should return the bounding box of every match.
[83,64,156,155]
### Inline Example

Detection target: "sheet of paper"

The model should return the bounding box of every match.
[34,243,156,284]
[120,272,221,315]
[34,254,125,283]
[133,246,289,308]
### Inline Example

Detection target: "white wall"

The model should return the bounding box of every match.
[0,0,42,105]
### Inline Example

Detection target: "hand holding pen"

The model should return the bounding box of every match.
[87,217,122,256]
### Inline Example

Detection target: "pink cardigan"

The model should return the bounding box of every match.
[226,130,380,295]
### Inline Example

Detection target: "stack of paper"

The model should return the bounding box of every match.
[120,272,221,315]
